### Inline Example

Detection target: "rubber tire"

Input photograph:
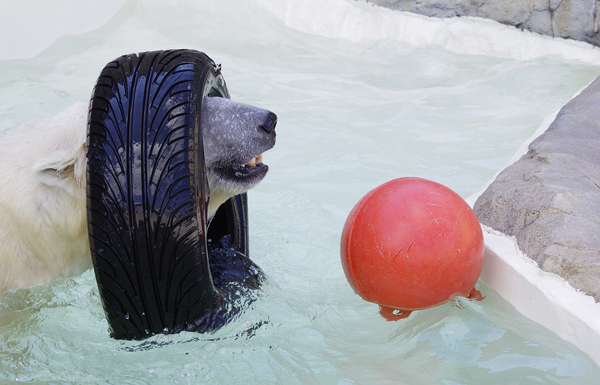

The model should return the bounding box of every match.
[87,49,233,340]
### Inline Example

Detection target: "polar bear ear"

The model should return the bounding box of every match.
[31,145,86,192]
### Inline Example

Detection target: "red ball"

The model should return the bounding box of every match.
[341,177,484,315]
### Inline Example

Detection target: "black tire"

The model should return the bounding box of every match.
[86,49,247,340]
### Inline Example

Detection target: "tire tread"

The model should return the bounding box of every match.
[87,50,220,339]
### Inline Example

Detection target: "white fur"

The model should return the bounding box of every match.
[0,102,90,293]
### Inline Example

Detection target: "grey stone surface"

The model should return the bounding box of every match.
[368,0,600,47]
[473,75,600,301]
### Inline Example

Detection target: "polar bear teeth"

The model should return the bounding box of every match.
[242,154,263,168]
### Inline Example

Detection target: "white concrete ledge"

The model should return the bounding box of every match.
[481,228,600,366]
[256,0,600,63]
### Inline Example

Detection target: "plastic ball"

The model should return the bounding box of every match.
[340,177,484,319]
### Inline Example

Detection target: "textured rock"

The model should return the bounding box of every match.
[474,75,600,301]
[368,0,600,47]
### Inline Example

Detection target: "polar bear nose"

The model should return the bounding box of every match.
[260,112,277,135]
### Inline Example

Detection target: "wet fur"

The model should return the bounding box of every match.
[202,97,276,220]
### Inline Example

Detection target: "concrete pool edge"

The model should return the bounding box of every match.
[466,82,600,367]
[479,229,600,367]
[256,0,600,64]
[366,0,600,48]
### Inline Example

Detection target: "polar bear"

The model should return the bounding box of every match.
[0,97,276,294]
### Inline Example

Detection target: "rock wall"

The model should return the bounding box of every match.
[473,76,600,301]
[368,0,600,47]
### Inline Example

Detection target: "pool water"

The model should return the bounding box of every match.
[1,0,600,383]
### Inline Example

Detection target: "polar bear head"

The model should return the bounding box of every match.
[201,97,277,220]
[27,98,277,223]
